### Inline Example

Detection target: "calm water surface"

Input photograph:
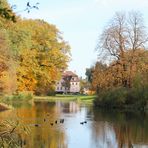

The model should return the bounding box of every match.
[0,100,148,148]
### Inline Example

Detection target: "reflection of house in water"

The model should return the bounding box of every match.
[56,101,80,113]
[55,71,80,94]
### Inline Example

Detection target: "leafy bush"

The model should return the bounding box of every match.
[95,86,148,110]
[95,87,127,107]
[125,86,148,109]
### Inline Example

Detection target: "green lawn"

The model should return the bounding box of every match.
[34,94,96,104]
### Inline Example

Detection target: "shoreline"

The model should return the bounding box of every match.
[0,103,12,111]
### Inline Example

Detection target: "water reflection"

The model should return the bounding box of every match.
[0,101,147,148]
[92,109,148,148]
[56,101,80,113]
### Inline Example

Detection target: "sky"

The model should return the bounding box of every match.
[8,0,148,78]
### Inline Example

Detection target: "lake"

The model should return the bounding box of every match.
[0,100,148,148]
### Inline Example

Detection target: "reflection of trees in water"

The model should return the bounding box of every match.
[114,112,148,148]
[28,102,68,148]
[0,102,68,147]
[90,120,118,148]
[91,109,148,147]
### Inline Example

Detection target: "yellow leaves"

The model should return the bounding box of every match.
[91,49,148,93]
[0,16,71,95]
[16,48,38,92]
[17,70,37,92]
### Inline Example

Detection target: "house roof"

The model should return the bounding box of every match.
[62,71,78,77]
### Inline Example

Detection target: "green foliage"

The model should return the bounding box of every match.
[95,86,148,109]
[3,91,33,101]
[125,86,148,107]
[95,87,127,107]
[34,94,96,104]
[85,68,93,83]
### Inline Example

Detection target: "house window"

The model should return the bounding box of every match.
[57,87,59,90]
[61,87,62,90]
[72,83,74,85]
[76,83,77,85]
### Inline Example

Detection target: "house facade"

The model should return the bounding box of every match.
[55,71,80,94]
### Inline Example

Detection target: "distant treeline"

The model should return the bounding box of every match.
[0,0,71,96]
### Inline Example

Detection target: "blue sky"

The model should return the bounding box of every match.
[8,0,148,78]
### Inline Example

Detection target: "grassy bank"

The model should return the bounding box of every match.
[0,92,33,110]
[0,93,96,106]
[0,91,33,103]
[34,94,96,104]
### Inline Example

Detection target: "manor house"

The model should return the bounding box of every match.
[55,71,80,94]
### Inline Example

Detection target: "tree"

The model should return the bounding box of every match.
[85,68,94,83]
[92,62,108,92]
[9,19,70,95]
[0,0,39,22]
[0,0,16,22]
[25,19,70,95]
[0,28,16,94]
[97,11,148,88]
[0,0,71,95]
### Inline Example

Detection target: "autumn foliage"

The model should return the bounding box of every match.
[86,12,148,109]
[0,0,70,96]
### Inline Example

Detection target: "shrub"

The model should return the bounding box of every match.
[95,86,148,109]
[95,87,127,107]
